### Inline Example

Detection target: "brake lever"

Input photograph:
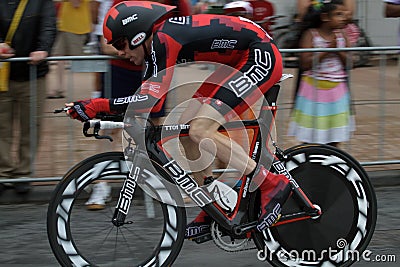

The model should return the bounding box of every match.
[95,134,114,142]
[55,108,115,142]
[83,121,113,142]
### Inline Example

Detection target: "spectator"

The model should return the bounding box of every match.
[165,0,193,16]
[385,0,400,39]
[298,0,355,21]
[287,0,355,147]
[249,0,275,35]
[90,0,114,99]
[0,0,57,193]
[91,1,113,52]
[193,0,219,14]
[297,0,359,45]
[48,0,93,99]
[384,0,400,77]
[294,0,358,84]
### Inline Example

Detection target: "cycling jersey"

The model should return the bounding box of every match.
[110,14,282,120]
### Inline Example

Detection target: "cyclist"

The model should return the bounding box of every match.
[65,1,291,237]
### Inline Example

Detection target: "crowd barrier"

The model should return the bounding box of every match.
[0,46,399,184]
[279,46,400,166]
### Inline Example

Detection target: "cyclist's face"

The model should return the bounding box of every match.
[115,39,145,65]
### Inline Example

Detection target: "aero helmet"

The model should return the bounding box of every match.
[103,1,176,49]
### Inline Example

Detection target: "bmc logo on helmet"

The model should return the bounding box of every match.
[131,32,146,46]
[122,14,138,25]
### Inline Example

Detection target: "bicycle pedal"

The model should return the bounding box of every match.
[191,233,212,244]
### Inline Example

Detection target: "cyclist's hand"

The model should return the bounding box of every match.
[66,98,110,122]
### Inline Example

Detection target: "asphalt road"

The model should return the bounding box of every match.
[0,186,398,267]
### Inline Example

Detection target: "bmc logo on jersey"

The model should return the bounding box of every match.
[131,32,146,46]
[122,14,138,25]
[211,39,237,49]
[169,16,188,25]
[228,49,272,97]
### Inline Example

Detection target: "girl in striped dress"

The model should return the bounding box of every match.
[288,0,355,147]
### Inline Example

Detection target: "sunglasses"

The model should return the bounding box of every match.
[112,38,127,51]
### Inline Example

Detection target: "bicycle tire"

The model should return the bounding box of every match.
[47,152,186,267]
[251,144,377,266]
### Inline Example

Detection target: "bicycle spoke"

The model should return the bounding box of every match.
[47,153,185,267]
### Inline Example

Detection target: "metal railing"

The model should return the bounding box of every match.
[1,46,399,184]
[278,46,400,167]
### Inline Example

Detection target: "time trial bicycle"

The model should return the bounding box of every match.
[47,74,377,267]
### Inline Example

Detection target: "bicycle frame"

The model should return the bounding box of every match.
[112,83,321,236]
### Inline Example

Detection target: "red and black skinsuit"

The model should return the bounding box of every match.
[110,14,283,120]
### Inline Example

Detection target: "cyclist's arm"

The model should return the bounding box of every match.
[110,32,181,114]
[66,87,165,122]
[67,29,181,121]
[109,82,166,114]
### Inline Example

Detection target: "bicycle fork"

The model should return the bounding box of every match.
[112,149,143,227]
[233,156,322,235]
[273,159,322,224]
[273,149,322,224]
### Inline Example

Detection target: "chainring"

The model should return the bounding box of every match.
[210,221,254,252]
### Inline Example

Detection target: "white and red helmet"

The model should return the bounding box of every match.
[223,1,254,16]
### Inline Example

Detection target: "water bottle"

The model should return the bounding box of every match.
[206,180,238,212]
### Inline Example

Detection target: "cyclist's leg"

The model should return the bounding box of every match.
[188,104,255,175]
[188,98,291,232]
[181,99,256,239]
[186,40,290,234]
[180,61,262,183]
[184,104,255,238]
[178,99,213,184]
